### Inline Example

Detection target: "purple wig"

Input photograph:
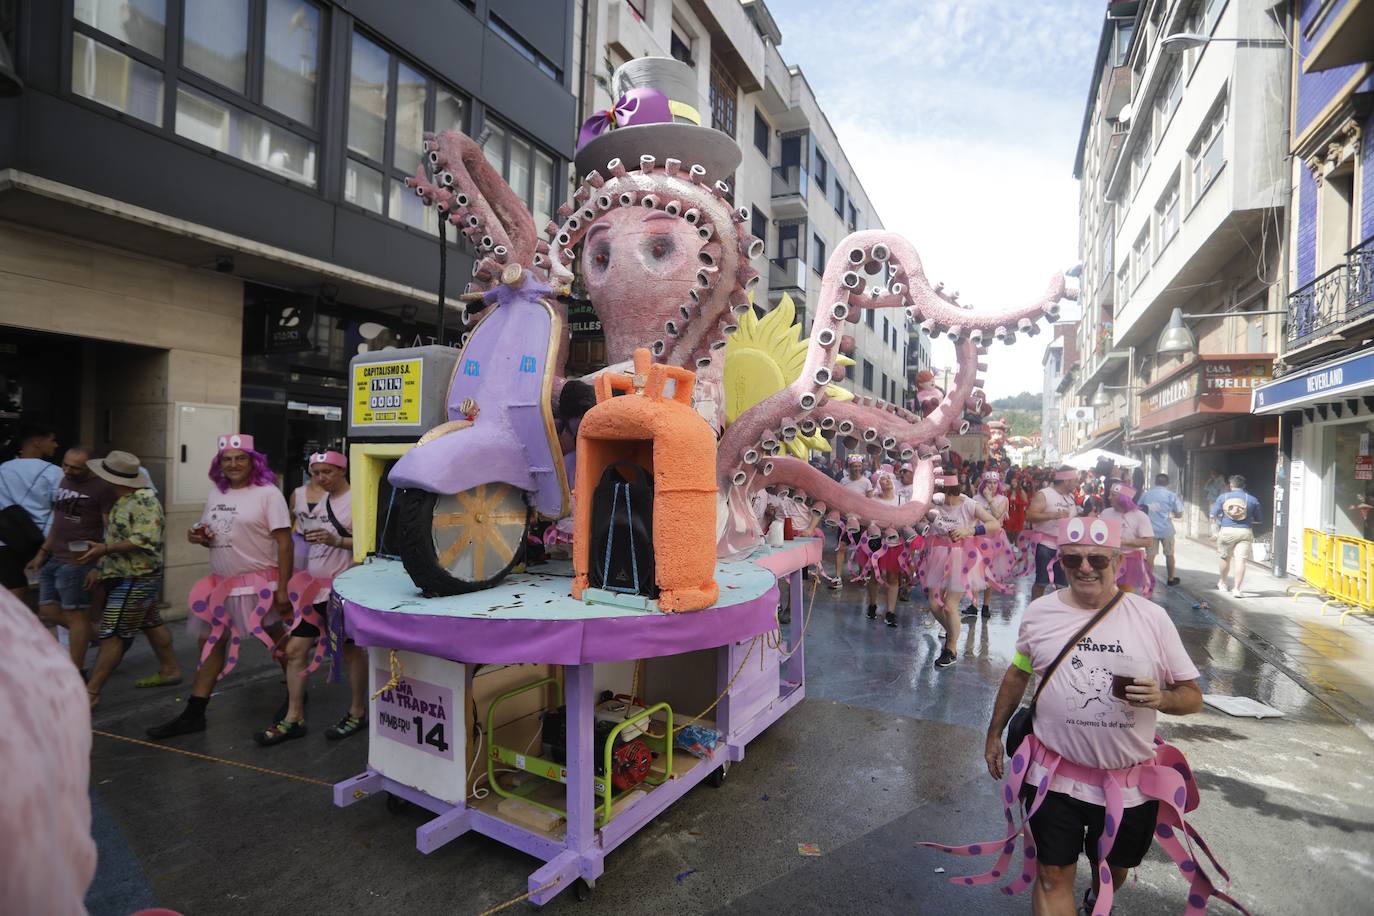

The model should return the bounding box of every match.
[1110,481,1140,513]
[208,448,278,493]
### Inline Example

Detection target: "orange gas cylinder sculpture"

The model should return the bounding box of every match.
[571,348,720,612]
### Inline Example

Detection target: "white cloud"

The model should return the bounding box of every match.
[772,0,1101,399]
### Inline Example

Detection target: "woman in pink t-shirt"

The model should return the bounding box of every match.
[146,434,292,740]
[920,476,1002,670]
[1101,482,1156,599]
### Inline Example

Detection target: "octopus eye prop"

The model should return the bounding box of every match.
[1066,518,1086,543]
[229,435,242,449]
[1090,520,1109,545]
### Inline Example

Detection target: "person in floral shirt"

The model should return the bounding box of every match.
[77,451,173,707]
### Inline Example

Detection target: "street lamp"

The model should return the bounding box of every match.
[1161,32,1286,54]
[1090,383,1133,408]
[1155,306,1288,356]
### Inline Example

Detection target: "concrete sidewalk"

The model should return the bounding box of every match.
[1166,535,1374,742]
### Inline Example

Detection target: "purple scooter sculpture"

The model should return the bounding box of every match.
[389,263,571,596]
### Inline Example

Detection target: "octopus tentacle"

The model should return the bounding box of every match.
[754,456,939,530]
[405,131,538,294]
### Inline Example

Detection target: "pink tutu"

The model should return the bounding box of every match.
[919,536,991,595]
[852,542,903,581]
[972,531,1015,584]
[1116,549,1155,598]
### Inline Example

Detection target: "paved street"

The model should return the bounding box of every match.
[86,545,1374,916]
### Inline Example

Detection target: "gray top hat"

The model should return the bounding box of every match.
[574,57,742,181]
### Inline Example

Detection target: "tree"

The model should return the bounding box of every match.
[990,391,1043,411]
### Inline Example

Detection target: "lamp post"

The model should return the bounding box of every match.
[1160,32,1286,54]
[1155,306,1288,356]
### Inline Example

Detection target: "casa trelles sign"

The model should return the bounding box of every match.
[1137,355,1273,431]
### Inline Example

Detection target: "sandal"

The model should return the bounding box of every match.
[134,673,183,688]
[254,719,307,746]
[325,713,368,741]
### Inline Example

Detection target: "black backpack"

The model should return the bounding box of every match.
[588,462,657,598]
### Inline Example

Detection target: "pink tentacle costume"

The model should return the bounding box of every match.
[285,570,333,676]
[187,571,279,680]
[920,515,1249,915]
[1106,482,1156,599]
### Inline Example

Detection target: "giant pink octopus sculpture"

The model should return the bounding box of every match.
[407,130,1077,557]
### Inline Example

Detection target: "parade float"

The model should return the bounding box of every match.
[329,57,1074,904]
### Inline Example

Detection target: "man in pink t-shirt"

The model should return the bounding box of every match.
[147,434,293,740]
[984,516,1202,915]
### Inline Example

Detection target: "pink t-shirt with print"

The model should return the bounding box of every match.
[200,483,292,594]
[1015,590,1199,807]
[1101,507,1153,556]
[303,490,354,597]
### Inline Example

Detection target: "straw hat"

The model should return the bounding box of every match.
[89,451,153,489]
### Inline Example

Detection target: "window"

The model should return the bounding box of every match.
[847,202,858,231]
[670,24,695,67]
[481,117,558,236]
[625,0,647,21]
[1156,64,1182,135]
[863,360,874,390]
[811,232,826,273]
[753,109,769,157]
[1323,420,1374,540]
[709,54,737,138]
[750,207,767,249]
[832,180,845,217]
[1190,103,1226,203]
[1156,179,1180,250]
[1132,228,1151,288]
[882,373,890,402]
[488,13,559,80]
[812,147,828,192]
[1202,0,1225,36]
[346,31,479,232]
[1114,20,1134,66]
[1116,262,1130,312]
[882,316,889,345]
[777,220,801,261]
[71,1,324,182]
[865,307,875,329]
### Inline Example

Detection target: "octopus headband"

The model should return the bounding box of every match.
[310,450,348,469]
[1058,516,1122,550]
[217,433,254,453]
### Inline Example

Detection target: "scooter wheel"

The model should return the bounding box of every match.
[396,486,530,596]
[706,760,730,788]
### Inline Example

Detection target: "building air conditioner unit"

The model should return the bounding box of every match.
[1065,406,1095,424]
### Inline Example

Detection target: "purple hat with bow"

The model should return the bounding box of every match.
[574,57,742,181]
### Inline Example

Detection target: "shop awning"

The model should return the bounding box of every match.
[1137,354,1274,432]
[1072,425,1125,455]
[1252,346,1374,414]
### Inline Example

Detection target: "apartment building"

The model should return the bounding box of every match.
[1068,0,1287,542]
[0,0,575,602]
[572,0,905,404]
[1252,0,1374,576]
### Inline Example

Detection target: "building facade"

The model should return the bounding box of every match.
[0,0,575,603]
[572,0,905,404]
[1067,0,1288,545]
[1252,0,1374,577]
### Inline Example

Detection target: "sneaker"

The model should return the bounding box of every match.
[146,713,206,740]
[866,604,878,619]
[1231,589,1250,599]
[827,576,842,590]
[885,611,898,627]
[1167,577,1181,587]
[934,648,957,669]
[961,604,979,620]
[1217,578,1230,592]
[980,604,990,618]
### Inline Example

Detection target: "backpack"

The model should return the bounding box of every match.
[588,462,658,598]
[1222,494,1248,522]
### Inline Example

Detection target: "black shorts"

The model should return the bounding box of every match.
[0,546,32,591]
[1021,786,1159,869]
[1034,543,1068,587]
[290,600,327,639]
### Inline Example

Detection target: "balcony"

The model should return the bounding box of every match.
[768,255,808,300]
[770,165,809,218]
[1285,235,1374,355]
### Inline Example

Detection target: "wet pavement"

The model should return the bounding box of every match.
[85,546,1374,915]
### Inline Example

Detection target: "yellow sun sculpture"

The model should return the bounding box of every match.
[723,293,855,459]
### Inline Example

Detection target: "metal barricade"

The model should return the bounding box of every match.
[1323,536,1374,625]
[1302,529,1331,595]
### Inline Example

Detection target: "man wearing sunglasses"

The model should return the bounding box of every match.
[981,516,1203,916]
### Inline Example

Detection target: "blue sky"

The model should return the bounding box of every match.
[772,0,1103,399]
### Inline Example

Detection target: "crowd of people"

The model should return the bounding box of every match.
[0,422,364,744]
[800,452,1266,668]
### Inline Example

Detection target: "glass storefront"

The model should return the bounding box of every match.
[1323,419,1374,541]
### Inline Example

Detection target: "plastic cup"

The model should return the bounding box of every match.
[68,540,90,554]
[1111,656,1151,702]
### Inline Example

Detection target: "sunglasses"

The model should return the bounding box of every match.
[1060,553,1113,571]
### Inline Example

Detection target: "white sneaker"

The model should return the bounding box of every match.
[1217,578,1230,592]
[1231,589,1250,598]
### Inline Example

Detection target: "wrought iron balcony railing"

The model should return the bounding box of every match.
[1286,235,1374,349]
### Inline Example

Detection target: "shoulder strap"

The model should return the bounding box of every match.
[1029,589,1127,709]
[323,494,351,537]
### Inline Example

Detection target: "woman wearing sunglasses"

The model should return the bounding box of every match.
[920,474,1003,669]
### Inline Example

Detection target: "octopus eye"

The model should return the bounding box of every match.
[589,241,610,271]
[1066,518,1085,542]
[217,436,228,450]
[229,435,242,449]
[1090,520,1109,544]
[644,236,675,261]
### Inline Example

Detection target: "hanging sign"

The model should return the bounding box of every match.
[1357,455,1373,481]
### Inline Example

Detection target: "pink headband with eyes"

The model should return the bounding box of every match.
[217,433,254,453]
[309,450,347,469]
[981,471,1001,484]
[1059,516,1122,549]
[936,475,959,488]
[1112,482,1137,500]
